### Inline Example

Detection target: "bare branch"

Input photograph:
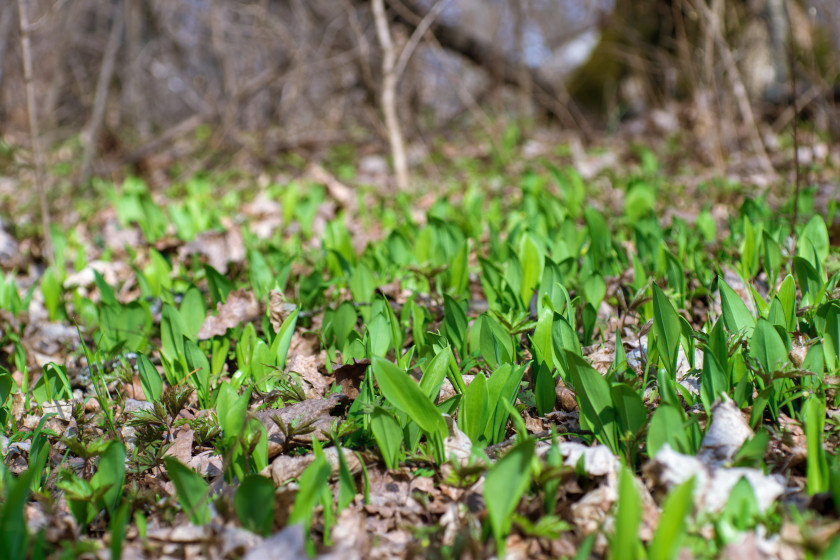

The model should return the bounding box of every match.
[372,0,409,191]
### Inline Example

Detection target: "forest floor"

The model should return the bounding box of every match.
[1,118,840,559]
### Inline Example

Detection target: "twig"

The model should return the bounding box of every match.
[16,0,53,265]
[372,0,409,191]
[80,0,124,185]
[393,0,449,81]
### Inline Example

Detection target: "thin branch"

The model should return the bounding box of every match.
[393,0,448,81]
[372,0,409,191]
[16,0,53,265]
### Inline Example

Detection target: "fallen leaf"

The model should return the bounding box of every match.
[197,289,260,339]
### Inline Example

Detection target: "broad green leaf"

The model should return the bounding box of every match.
[458,372,489,444]
[647,404,690,456]
[803,396,829,494]
[793,256,824,308]
[366,313,392,358]
[235,475,275,536]
[288,454,331,528]
[583,273,606,309]
[762,231,782,289]
[823,305,840,372]
[179,285,206,340]
[91,441,126,515]
[565,351,618,454]
[777,274,797,332]
[419,346,451,401]
[531,304,555,370]
[137,353,162,403]
[799,215,829,264]
[648,477,695,560]
[164,457,211,525]
[613,465,641,560]
[442,295,469,360]
[349,263,376,304]
[534,360,556,417]
[652,283,680,378]
[370,407,401,469]
[0,469,33,559]
[610,383,646,440]
[700,350,727,415]
[718,277,755,336]
[332,302,357,348]
[270,307,299,370]
[371,357,445,439]
[749,318,788,374]
[484,438,535,553]
[484,363,528,444]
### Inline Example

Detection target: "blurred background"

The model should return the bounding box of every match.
[0,0,838,188]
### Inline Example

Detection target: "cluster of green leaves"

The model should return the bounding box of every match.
[1,159,840,557]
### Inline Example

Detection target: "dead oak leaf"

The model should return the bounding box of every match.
[197,289,260,339]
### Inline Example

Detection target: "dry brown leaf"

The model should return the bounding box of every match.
[163,426,195,464]
[177,222,245,274]
[286,353,331,399]
[268,290,297,333]
[267,446,362,485]
[257,395,349,458]
[333,360,369,399]
[197,289,260,339]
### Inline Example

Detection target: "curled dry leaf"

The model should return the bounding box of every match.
[197,289,260,339]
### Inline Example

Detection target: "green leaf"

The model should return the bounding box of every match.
[823,305,840,372]
[777,274,797,332]
[484,438,536,554]
[270,308,299,370]
[288,454,331,528]
[0,469,33,559]
[583,273,606,310]
[484,362,528,444]
[534,360,556,417]
[799,215,829,264]
[749,318,788,373]
[803,396,829,495]
[647,404,690,456]
[519,234,544,307]
[91,441,126,515]
[371,357,446,440]
[718,277,755,336]
[235,475,275,536]
[565,351,618,454]
[459,372,489,444]
[164,457,211,525]
[137,353,163,403]
[652,283,681,378]
[180,285,207,340]
[610,383,646,440]
[648,477,695,560]
[332,302,357,348]
[371,407,402,469]
[442,295,469,360]
[700,350,728,415]
[793,256,825,308]
[419,346,452,401]
[613,465,641,560]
